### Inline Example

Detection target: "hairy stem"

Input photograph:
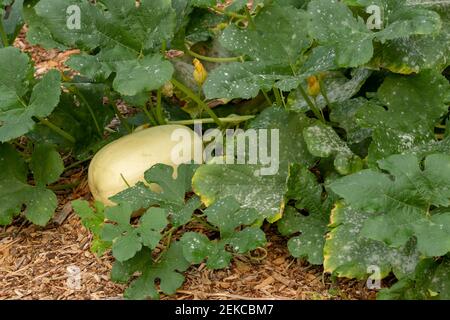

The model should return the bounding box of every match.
[37,117,76,144]
[186,46,244,63]
[171,78,223,128]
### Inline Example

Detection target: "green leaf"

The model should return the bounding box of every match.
[324,202,420,280]
[330,153,450,257]
[137,208,169,249]
[124,242,190,300]
[288,69,371,113]
[303,122,363,175]
[72,199,110,256]
[204,62,295,100]
[220,4,311,64]
[308,0,374,67]
[356,71,450,165]
[30,143,64,186]
[329,97,372,144]
[0,143,57,226]
[112,164,201,226]
[27,0,175,96]
[377,258,450,300]
[0,0,24,47]
[280,165,337,264]
[0,47,61,142]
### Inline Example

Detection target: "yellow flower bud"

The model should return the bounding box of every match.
[193,58,208,86]
[307,75,321,97]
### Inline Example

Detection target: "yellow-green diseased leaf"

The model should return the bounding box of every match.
[0,47,61,142]
[288,69,371,113]
[324,202,420,280]
[303,122,363,175]
[124,242,190,300]
[193,164,288,222]
[72,199,110,256]
[377,258,450,300]
[0,143,58,226]
[356,71,450,165]
[330,153,450,257]
[220,4,311,64]
[308,0,374,67]
[137,208,168,249]
[193,107,315,222]
[31,144,64,186]
[205,196,262,237]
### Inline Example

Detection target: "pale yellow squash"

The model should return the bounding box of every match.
[88,125,200,206]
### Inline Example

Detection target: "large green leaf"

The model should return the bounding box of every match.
[0,143,60,226]
[0,47,61,142]
[330,153,450,257]
[26,0,175,96]
[124,242,191,300]
[356,71,450,165]
[324,202,420,280]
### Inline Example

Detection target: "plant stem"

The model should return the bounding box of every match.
[155,89,166,125]
[143,102,158,126]
[168,115,254,126]
[64,157,93,172]
[319,77,332,108]
[49,180,81,191]
[297,85,326,123]
[273,87,283,106]
[244,6,256,29]
[0,21,9,47]
[211,7,247,20]
[37,117,76,143]
[261,90,273,105]
[186,46,244,63]
[70,87,103,138]
[170,78,223,128]
[108,96,132,133]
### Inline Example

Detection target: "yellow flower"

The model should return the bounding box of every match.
[193,58,208,86]
[307,75,321,97]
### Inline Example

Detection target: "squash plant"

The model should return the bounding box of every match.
[1,0,450,299]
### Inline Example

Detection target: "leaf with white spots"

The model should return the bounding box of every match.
[330,153,450,257]
[304,122,363,175]
[356,71,450,165]
[324,202,420,280]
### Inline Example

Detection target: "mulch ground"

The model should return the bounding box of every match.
[0,27,378,300]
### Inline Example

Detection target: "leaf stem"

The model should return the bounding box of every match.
[186,46,244,63]
[155,89,166,125]
[108,95,132,133]
[70,87,103,138]
[319,77,332,108]
[37,117,76,144]
[168,115,254,126]
[261,90,273,105]
[211,7,247,20]
[297,85,326,123]
[0,20,9,47]
[170,78,223,128]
